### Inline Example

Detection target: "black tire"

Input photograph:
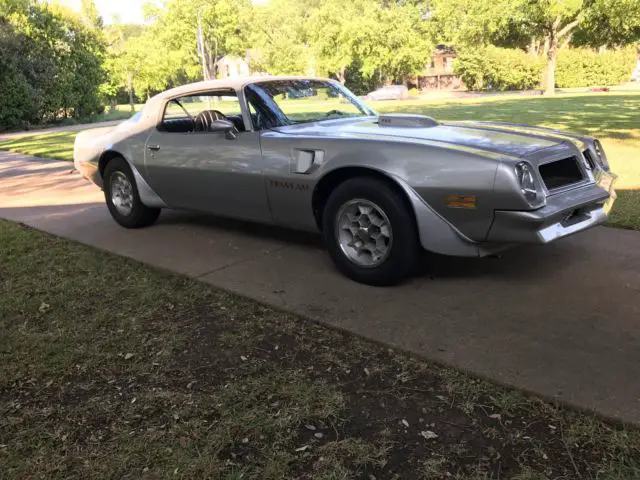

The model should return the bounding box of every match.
[322,177,420,286]
[103,157,161,228]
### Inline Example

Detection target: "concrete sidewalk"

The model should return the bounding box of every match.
[2,151,640,424]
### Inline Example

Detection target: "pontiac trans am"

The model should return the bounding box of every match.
[74,76,617,285]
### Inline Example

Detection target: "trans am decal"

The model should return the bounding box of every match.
[269,179,310,192]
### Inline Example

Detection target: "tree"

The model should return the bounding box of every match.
[248,0,314,75]
[520,0,586,94]
[308,0,431,85]
[426,0,640,94]
[425,0,520,47]
[147,0,251,81]
[102,24,145,111]
[572,0,640,47]
[307,0,361,83]
[519,0,640,94]
[80,0,102,28]
[0,0,105,128]
[356,1,432,84]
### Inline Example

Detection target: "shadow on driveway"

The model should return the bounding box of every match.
[2,154,640,424]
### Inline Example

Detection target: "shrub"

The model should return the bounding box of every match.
[0,61,36,131]
[556,48,637,87]
[454,46,544,91]
[0,4,105,131]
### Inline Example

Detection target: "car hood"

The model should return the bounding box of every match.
[274,117,586,158]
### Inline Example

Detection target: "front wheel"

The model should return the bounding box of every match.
[103,157,161,228]
[322,177,420,286]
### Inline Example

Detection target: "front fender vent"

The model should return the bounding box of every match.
[378,114,439,128]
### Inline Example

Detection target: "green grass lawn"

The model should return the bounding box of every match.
[2,218,640,479]
[0,93,637,229]
[0,131,77,161]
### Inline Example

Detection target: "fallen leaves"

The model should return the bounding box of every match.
[420,430,439,440]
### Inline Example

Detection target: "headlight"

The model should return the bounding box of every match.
[515,162,544,206]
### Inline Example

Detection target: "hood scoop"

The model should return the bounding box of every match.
[378,114,439,128]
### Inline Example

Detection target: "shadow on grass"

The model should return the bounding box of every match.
[377,94,640,140]
[608,189,640,231]
[0,131,77,161]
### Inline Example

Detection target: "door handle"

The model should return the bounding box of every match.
[147,145,160,152]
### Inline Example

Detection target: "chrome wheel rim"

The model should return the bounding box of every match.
[336,199,393,268]
[110,171,134,216]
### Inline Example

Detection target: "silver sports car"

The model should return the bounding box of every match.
[74,76,617,285]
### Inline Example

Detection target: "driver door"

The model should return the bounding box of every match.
[143,90,271,223]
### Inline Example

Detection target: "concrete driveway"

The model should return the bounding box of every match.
[2,151,639,424]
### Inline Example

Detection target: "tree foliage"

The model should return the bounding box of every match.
[249,0,314,75]
[249,0,432,85]
[573,0,640,47]
[0,0,105,130]
[556,46,638,86]
[429,0,640,93]
[3,0,640,130]
[455,46,544,91]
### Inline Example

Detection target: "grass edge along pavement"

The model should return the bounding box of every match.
[2,218,640,479]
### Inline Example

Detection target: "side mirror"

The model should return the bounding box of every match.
[210,119,238,140]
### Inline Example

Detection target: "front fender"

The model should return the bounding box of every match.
[389,175,483,257]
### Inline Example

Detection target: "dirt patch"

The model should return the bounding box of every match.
[1,220,639,479]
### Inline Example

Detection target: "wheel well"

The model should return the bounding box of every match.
[311,167,415,231]
[98,150,124,178]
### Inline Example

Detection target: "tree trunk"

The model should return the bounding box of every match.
[127,72,135,112]
[545,33,557,95]
[337,65,346,84]
[109,98,117,113]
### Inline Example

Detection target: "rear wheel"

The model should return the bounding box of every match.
[322,177,420,286]
[103,157,160,228]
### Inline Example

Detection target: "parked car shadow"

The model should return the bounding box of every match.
[155,207,590,283]
[156,209,324,248]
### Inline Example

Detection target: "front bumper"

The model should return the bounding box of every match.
[74,158,102,188]
[486,178,615,244]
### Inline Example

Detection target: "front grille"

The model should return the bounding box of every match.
[539,156,584,190]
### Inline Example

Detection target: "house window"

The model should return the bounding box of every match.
[445,57,454,72]
[430,57,436,69]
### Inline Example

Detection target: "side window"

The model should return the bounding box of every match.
[160,90,245,133]
[247,101,262,131]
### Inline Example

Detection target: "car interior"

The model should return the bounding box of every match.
[161,109,248,134]
[160,91,251,134]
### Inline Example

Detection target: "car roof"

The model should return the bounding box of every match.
[154,75,335,100]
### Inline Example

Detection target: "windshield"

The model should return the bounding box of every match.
[245,80,376,129]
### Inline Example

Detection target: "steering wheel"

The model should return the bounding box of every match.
[195,110,230,132]
[325,109,344,117]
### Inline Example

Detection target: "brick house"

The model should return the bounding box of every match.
[412,45,464,90]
